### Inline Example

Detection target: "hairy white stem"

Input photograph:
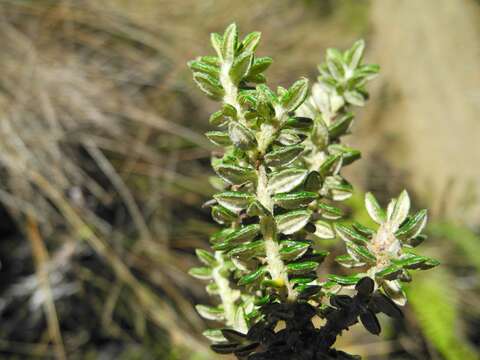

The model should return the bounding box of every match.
[257,165,295,301]
[212,251,243,331]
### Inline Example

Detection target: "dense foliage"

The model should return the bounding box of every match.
[188,23,439,359]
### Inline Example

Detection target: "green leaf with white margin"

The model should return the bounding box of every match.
[188,266,213,280]
[203,329,227,343]
[280,241,311,261]
[273,191,317,209]
[365,192,386,224]
[264,145,304,167]
[335,254,365,268]
[275,209,312,235]
[389,190,410,230]
[211,205,237,224]
[240,31,261,53]
[268,168,308,194]
[395,209,428,241]
[346,39,365,70]
[196,305,225,321]
[238,267,266,285]
[382,279,407,306]
[281,77,309,112]
[206,131,232,146]
[327,274,362,286]
[222,23,238,62]
[317,203,343,220]
[229,51,253,84]
[334,224,369,245]
[344,90,365,107]
[210,33,223,59]
[214,163,256,185]
[214,191,254,213]
[195,249,217,267]
[286,261,319,275]
[193,72,224,99]
[233,306,248,334]
[314,220,335,239]
[228,122,257,150]
[375,264,403,280]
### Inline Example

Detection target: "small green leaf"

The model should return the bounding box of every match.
[248,56,272,76]
[213,225,260,251]
[196,249,217,267]
[280,241,310,261]
[265,145,304,167]
[222,103,237,118]
[314,220,335,239]
[335,254,365,268]
[344,90,365,106]
[390,190,410,229]
[318,153,342,177]
[328,113,354,139]
[209,110,227,126]
[328,144,361,166]
[284,116,313,130]
[304,171,322,192]
[268,168,308,194]
[206,131,232,146]
[214,163,256,185]
[241,31,261,53]
[229,51,253,84]
[210,33,223,59]
[318,202,343,220]
[395,209,428,241]
[276,209,312,235]
[281,77,309,112]
[346,39,365,69]
[375,264,403,280]
[382,280,406,306]
[273,191,317,209]
[211,205,237,224]
[347,243,376,263]
[210,228,236,244]
[228,240,265,260]
[365,192,386,224]
[276,129,303,146]
[222,23,238,62]
[193,72,224,99]
[203,329,227,343]
[334,224,369,245]
[327,274,362,286]
[189,266,213,280]
[228,122,257,150]
[214,191,254,213]
[196,304,225,321]
[352,222,375,237]
[246,200,270,217]
[286,261,319,275]
[238,267,266,285]
[206,283,219,295]
[188,60,220,78]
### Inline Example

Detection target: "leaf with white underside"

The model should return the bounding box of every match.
[214,191,254,213]
[268,168,308,194]
[365,192,386,224]
[196,304,225,321]
[228,122,257,150]
[389,190,410,230]
[276,209,312,235]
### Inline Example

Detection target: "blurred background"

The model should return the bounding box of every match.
[0,0,479,359]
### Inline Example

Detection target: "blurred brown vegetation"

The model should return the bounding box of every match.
[0,0,479,359]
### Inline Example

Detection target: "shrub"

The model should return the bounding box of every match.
[188,23,439,360]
